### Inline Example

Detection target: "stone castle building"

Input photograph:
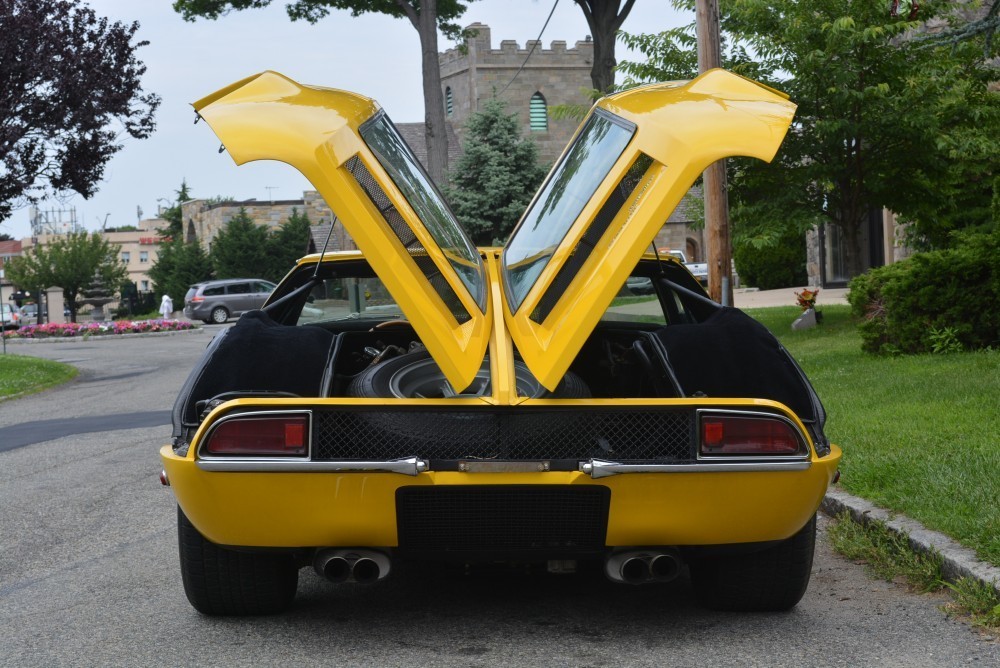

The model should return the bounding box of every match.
[439,22,594,165]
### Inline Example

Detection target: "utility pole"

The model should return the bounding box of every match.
[696,0,732,305]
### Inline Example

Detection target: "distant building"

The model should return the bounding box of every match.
[20,217,170,294]
[179,192,342,253]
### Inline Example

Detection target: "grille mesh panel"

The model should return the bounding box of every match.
[396,486,610,555]
[313,408,694,462]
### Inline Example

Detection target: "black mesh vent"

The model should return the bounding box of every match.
[312,407,694,462]
[396,485,610,556]
[346,156,468,323]
[531,153,655,324]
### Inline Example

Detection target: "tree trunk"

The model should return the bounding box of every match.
[414,0,449,184]
[574,0,637,95]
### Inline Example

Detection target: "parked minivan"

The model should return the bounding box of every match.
[183,279,276,324]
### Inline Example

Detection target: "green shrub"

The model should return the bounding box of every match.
[848,228,1000,354]
[733,228,807,290]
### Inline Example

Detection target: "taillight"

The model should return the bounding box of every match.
[203,414,309,456]
[190,296,204,303]
[700,414,804,456]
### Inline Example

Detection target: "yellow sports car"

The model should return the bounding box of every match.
[161,69,841,616]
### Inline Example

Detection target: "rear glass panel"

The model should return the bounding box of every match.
[502,109,635,313]
[295,275,403,325]
[530,153,654,324]
[359,113,486,314]
[346,155,471,324]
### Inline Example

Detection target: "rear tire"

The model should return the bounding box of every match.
[689,515,816,612]
[177,507,297,616]
[210,306,229,324]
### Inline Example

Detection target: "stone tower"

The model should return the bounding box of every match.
[439,23,595,166]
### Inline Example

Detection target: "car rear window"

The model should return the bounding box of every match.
[502,109,635,313]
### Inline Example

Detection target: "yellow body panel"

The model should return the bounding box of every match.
[194,71,491,391]
[502,70,797,390]
[162,443,840,548]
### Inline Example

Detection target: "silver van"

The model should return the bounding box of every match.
[183,279,276,324]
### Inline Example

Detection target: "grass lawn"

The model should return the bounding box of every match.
[0,353,77,399]
[745,305,1000,567]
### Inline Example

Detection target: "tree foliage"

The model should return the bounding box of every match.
[4,232,128,321]
[172,0,475,183]
[0,0,160,223]
[267,208,313,279]
[159,179,194,242]
[209,208,271,279]
[444,98,546,245]
[619,0,1000,278]
[147,237,213,306]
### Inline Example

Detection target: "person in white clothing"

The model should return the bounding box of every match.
[159,294,173,320]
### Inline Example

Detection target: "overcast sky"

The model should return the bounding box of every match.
[3,0,688,240]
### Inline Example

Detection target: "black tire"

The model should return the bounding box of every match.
[177,507,297,616]
[210,306,229,324]
[689,515,816,612]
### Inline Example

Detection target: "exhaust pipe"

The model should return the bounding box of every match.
[313,549,391,584]
[605,549,682,585]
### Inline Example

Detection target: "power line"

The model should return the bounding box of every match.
[497,0,561,97]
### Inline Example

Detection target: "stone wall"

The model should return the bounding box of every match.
[180,195,343,251]
[439,23,594,166]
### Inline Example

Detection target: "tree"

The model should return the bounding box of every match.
[573,0,638,94]
[0,0,160,223]
[147,236,213,308]
[445,98,546,245]
[267,208,313,280]
[210,208,271,278]
[173,0,476,184]
[159,179,194,241]
[4,232,128,321]
[619,0,1000,277]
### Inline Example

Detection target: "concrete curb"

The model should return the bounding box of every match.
[822,487,1000,596]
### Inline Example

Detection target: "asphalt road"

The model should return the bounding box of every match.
[1,330,997,667]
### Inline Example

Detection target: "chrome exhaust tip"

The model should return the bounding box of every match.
[313,549,391,584]
[605,549,683,584]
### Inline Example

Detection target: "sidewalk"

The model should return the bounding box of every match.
[734,286,848,309]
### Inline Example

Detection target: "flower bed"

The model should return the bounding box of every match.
[2,319,199,339]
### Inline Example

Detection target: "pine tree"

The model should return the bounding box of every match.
[266,208,312,281]
[445,98,547,246]
[210,208,271,278]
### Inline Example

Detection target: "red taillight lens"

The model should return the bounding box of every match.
[700,415,804,456]
[204,415,309,456]
[191,296,204,303]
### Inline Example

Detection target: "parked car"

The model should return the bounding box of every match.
[660,249,709,285]
[18,304,38,326]
[160,69,840,616]
[1,303,21,330]
[625,276,654,295]
[183,278,276,324]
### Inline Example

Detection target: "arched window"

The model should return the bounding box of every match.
[445,87,453,116]
[529,92,547,132]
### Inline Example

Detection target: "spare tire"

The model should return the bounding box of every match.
[349,349,589,400]
[346,350,590,459]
